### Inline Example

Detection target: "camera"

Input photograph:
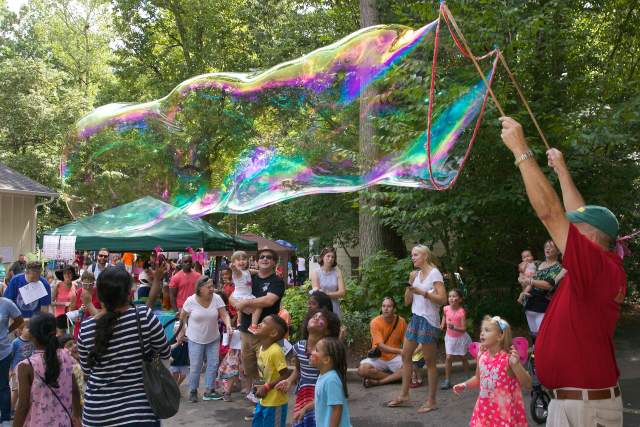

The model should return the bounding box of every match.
[367,347,381,359]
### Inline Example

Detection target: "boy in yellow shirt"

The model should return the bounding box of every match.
[253,314,290,427]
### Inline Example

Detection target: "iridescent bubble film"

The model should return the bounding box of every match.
[63,18,497,227]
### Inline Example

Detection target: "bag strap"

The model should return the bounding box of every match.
[381,315,400,346]
[27,355,72,423]
[133,305,149,360]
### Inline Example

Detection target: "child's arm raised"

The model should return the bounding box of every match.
[508,346,532,390]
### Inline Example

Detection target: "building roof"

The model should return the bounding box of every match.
[0,163,58,197]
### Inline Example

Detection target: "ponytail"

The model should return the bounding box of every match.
[87,266,131,369]
[87,311,120,369]
[28,313,61,386]
[43,332,61,386]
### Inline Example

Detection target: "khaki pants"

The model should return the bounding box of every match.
[547,389,623,427]
[241,331,261,380]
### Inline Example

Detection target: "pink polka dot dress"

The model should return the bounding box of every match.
[469,350,527,427]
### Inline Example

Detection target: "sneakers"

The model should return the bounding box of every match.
[223,392,232,402]
[245,391,259,404]
[243,414,254,422]
[203,390,223,401]
[248,324,259,334]
[189,391,198,403]
[439,379,451,390]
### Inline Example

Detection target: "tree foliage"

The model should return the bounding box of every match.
[372,0,640,299]
[0,0,637,298]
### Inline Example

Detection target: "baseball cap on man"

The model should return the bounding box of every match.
[565,205,619,240]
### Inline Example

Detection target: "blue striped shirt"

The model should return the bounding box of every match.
[293,340,320,393]
[78,306,170,426]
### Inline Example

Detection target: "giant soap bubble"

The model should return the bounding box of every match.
[62,15,498,228]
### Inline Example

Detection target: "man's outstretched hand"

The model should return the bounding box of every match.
[546,148,567,175]
[499,117,529,155]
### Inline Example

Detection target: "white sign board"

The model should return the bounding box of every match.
[42,235,76,261]
[43,235,60,259]
[59,236,76,261]
[18,281,48,305]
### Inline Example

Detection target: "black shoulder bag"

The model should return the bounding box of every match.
[134,305,181,419]
[367,315,400,359]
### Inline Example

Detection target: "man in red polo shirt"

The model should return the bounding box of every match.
[168,254,201,311]
[501,117,625,426]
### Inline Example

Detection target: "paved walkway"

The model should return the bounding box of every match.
[166,369,530,427]
[165,309,640,426]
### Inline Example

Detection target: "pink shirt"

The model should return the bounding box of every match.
[20,349,75,426]
[443,305,466,338]
[54,283,76,317]
[168,270,201,309]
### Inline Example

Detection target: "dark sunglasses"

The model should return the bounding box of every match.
[259,254,274,260]
[98,254,108,258]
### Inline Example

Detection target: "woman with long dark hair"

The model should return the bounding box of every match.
[77,266,170,427]
[13,312,80,427]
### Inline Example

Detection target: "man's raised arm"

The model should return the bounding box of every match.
[546,148,585,212]
[500,117,570,253]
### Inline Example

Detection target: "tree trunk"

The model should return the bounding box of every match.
[358,0,383,263]
[358,0,406,263]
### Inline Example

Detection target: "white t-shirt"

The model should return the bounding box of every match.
[297,257,306,272]
[231,270,254,300]
[410,267,444,328]
[182,293,226,344]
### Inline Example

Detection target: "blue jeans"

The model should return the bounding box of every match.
[0,353,10,422]
[188,338,220,392]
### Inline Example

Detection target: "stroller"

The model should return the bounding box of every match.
[527,347,551,424]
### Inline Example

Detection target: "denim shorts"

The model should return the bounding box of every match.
[405,314,440,344]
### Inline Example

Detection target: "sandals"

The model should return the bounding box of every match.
[386,399,411,408]
[417,404,438,413]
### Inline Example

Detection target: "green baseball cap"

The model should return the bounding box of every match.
[565,205,619,239]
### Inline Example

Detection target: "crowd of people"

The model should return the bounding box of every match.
[353,118,626,427]
[0,116,628,427]
[0,244,354,427]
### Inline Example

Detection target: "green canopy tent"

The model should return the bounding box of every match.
[42,196,256,252]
